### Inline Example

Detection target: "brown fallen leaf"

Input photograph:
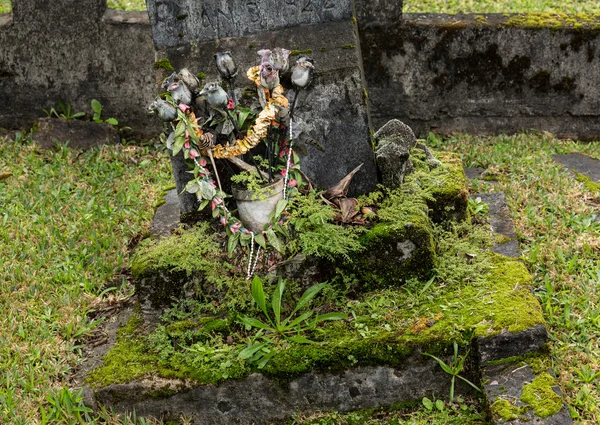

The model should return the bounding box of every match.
[0,172,12,181]
[322,163,363,200]
[338,197,359,223]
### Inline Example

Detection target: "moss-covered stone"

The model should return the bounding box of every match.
[86,312,158,389]
[350,219,436,289]
[408,152,469,223]
[504,13,600,30]
[520,373,563,418]
[289,49,313,57]
[575,171,600,193]
[154,58,174,72]
[490,398,525,421]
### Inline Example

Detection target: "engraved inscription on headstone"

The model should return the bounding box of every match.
[147,0,353,47]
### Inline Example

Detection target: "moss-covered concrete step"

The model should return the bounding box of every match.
[425,152,469,223]
[484,361,573,424]
[87,353,476,425]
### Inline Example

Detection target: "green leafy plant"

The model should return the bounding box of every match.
[43,100,86,120]
[239,276,347,368]
[423,341,482,403]
[422,396,445,412]
[468,196,489,217]
[91,99,118,126]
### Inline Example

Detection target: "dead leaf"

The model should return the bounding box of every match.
[322,163,363,200]
[0,172,12,181]
[339,197,359,223]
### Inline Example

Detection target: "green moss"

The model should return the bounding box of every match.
[86,311,158,389]
[196,72,206,80]
[491,399,526,420]
[318,47,327,53]
[154,59,174,72]
[520,373,563,418]
[494,234,512,244]
[341,44,356,49]
[289,49,313,57]
[407,151,469,222]
[575,171,600,193]
[486,349,551,374]
[131,222,224,278]
[353,220,436,288]
[471,255,544,335]
[504,13,600,30]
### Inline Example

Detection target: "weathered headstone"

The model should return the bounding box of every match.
[146,0,377,195]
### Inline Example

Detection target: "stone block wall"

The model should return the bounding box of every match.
[0,0,160,136]
[360,14,600,140]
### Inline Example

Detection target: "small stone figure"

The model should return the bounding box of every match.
[416,142,442,168]
[373,119,416,189]
[148,98,177,122]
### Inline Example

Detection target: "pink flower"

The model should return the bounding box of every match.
[189,149,200,158]
[200,158,207,167]
[230,221,242,234]
[184,141,191,149]
[211,197,223,211]
[220,216,227,226]
[243,229,251,234]
[280,168,287,177]
[179,104,190,112]
[227,98,235,110]
[209,180,216,188]
[288,179,297,187]
[185,129,190,139]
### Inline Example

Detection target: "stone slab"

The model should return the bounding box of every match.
[483,363,572,425]
[149,189,180,237]
[33,118,119,150]
[475,192,521,258]
[464,167,487,181]
[476,324,548,366]
[552,153,600,183]
[155,20,377,195]
[88,353,471,425]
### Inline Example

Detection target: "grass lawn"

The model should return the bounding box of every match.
[1,130,599,424]
[404,0,600,14]
[0,0,147,14]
